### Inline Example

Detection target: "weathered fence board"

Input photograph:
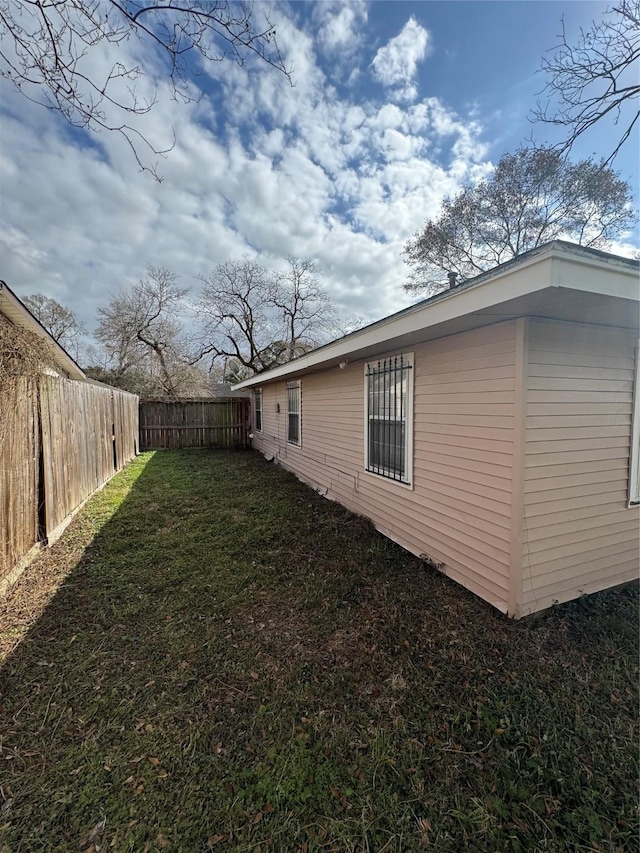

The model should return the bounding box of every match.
[139,399,250,450]
[39,377,138,539]
[0,378,39,579]
[113,386,138,468]
[1,377,139,587]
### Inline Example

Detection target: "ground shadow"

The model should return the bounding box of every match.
[0,449,637,853]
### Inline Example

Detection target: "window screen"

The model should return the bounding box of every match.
[254,389,262,432]
[287,381,301,446]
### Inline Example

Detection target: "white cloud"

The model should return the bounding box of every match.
[315,0,368,59]
[313,0,370,88]
[0,4,490,339]
[371,17,430,103]
[603,239,640,260]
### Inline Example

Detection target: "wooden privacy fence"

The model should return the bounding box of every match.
[139,399,250,450]
[1,376,138,588]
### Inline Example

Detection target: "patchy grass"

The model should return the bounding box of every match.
[0,450,637,853]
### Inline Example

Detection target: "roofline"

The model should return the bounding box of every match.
[233,240,639,390]
[0,281,86,381]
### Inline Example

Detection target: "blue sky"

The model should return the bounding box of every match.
[0,1,637,344]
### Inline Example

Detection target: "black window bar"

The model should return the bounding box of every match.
[366,355,411,483]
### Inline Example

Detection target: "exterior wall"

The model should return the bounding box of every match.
[253,321,518,613]
[519,319,640,615]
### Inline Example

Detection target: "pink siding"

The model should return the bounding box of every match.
[519,319,640,615]
[253,322,518,613]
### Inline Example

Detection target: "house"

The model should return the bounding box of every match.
[234,241,640,618]
[211,382,250,399]
[0,280,86,379]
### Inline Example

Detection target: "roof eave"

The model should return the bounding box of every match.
[235,241,639,390]
[0,281,87,381]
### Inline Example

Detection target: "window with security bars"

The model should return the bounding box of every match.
[365,355,413,484]
[254,389,262,432]
[630,341,640,504]
[287,381,301,446]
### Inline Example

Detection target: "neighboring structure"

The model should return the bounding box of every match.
[211,382,250,398]
[235,241,640,618]
[0,280,86,379]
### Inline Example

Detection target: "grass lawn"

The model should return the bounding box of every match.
[0,450,637,852]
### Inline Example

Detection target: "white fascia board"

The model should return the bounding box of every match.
[234,254,556,389]
[233,243,639,390]
[550,254,640,300]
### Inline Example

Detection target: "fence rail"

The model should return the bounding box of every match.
[139,399,250,450]
[1,377,139,588]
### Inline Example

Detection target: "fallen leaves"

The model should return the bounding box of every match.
[251,802,274,827]
[419,817,431,848]
[78,818,106,852]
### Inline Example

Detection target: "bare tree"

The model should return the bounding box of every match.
[403,146,635,295]
[95,266,193,398]
[22,292,86,360]
[197,257,342,375]
[533,1,640,164]
[271,257,338,361]
[0,1,291,178]
[197,258,277,374]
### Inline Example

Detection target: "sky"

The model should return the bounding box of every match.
[0,0,638,349]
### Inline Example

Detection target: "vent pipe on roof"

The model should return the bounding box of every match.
[447,271,458,289]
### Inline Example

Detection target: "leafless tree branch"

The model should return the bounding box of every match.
[532,1,639,164]
[22,292,86,360]
[94,266,202,398]
[0,0,292,179]
[196,257,342,376]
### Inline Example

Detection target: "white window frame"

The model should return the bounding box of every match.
[363,352,414,489]
[286,380,301,447]
[629,341,640,505]
[253,388,263,433]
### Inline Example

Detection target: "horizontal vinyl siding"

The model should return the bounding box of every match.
[252,322,517,613]
[520,319,639,614]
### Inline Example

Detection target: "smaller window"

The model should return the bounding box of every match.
[287,381,301,446]
[254,389,262,433]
